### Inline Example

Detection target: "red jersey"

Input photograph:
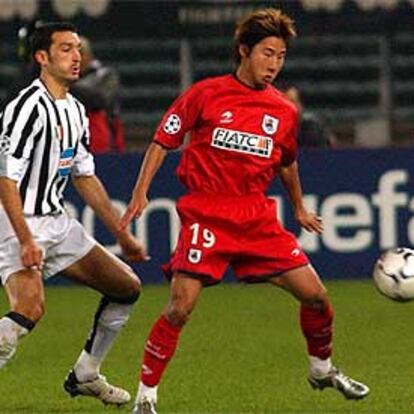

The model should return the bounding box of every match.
[154,74,298,196]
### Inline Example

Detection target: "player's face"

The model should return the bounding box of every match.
[239,36,287,89]
[42,31,81,84]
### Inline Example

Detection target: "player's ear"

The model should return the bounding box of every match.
[238,44,250,59]
[34,49,48,66]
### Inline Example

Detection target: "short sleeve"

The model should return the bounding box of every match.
[0,92,42,181]
[281,108,299,166]
[153,82,204,150]
[71,113,95,177]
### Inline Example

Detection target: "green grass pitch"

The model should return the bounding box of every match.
[0,280,414,413]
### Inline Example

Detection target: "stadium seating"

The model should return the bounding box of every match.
[93,39,181,127]
[0,32,412,146]
[111,34,386,144]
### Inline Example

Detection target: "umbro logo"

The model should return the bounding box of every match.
[219,111,233,124]
[291,248,301,257]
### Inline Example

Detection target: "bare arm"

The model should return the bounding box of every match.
[72,174,147,261]
[0,177,43,269]
[278,161,323,233]
[120,142,168,229]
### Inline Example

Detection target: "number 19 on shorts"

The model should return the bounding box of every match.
[187,223,216,264]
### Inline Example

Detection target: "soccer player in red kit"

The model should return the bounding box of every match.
[121,8,370,414]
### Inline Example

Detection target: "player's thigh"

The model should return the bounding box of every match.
[269,265,328,304]
[62,244,141,299]
[4,269,45,320]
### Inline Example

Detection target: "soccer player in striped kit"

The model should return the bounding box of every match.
[121,8,370,414]
[0,22,146,406]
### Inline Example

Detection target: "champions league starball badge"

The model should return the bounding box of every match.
[163,114,181,134]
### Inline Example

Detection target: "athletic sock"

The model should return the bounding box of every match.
[136,381,158,403]
[309,355,333,378]
[300,302,334,376]
[0,312,35,369]
[140,315,182,387]
[73,350,101,382]
[74,297,134,382]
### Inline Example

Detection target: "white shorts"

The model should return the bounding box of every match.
[0,208,96,285]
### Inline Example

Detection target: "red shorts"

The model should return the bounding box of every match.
[163,193,309,286]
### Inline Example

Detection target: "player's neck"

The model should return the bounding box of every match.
[235,67,266,90]
[39,72,68,100]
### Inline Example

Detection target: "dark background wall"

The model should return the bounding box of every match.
[1,1,414,41]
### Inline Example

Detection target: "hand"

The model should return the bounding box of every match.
[117,230,150,262]
[295,208,323,234]
[21,239,44,271]
[119,193,148,231]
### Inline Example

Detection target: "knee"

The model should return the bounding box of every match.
[117,273,142,304]
[164,299,193,327]
[164,308,189,327]
[126,276,142,303]
[163,277,200,327]
[301,288,330,312]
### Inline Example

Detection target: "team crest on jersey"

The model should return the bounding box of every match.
[211,128,273,158]
[54,125,64,141]
[163,114,181,134]
[188,248,202,264]
[0,135,11,154]
[262,114,279,135]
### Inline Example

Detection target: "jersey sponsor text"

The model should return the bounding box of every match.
[211,127,273,158]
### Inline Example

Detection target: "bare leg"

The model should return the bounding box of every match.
[62,245,141,405]
[63,244,141,301]
[269,265,369,399]
[133,274,203,414]
[0,269,43,368]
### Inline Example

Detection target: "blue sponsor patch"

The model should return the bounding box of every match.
[58,148,74,177]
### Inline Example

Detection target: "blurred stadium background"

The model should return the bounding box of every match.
[1,0,414,149]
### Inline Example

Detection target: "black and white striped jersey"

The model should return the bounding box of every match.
[0,78,95,216]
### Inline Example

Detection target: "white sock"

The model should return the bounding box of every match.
[90,302,133,358]
[0,317,29,369]
[136,381,158,403]
[309,355,333,378]
[75,300,133,381]
[74,350,101,382]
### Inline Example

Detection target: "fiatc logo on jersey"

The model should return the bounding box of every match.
[211,127,273,158]
[58,148,74,177]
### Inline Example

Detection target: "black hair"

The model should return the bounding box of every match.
[234,8,296,64]
[17,20,43,62]
[31,22,77,58]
